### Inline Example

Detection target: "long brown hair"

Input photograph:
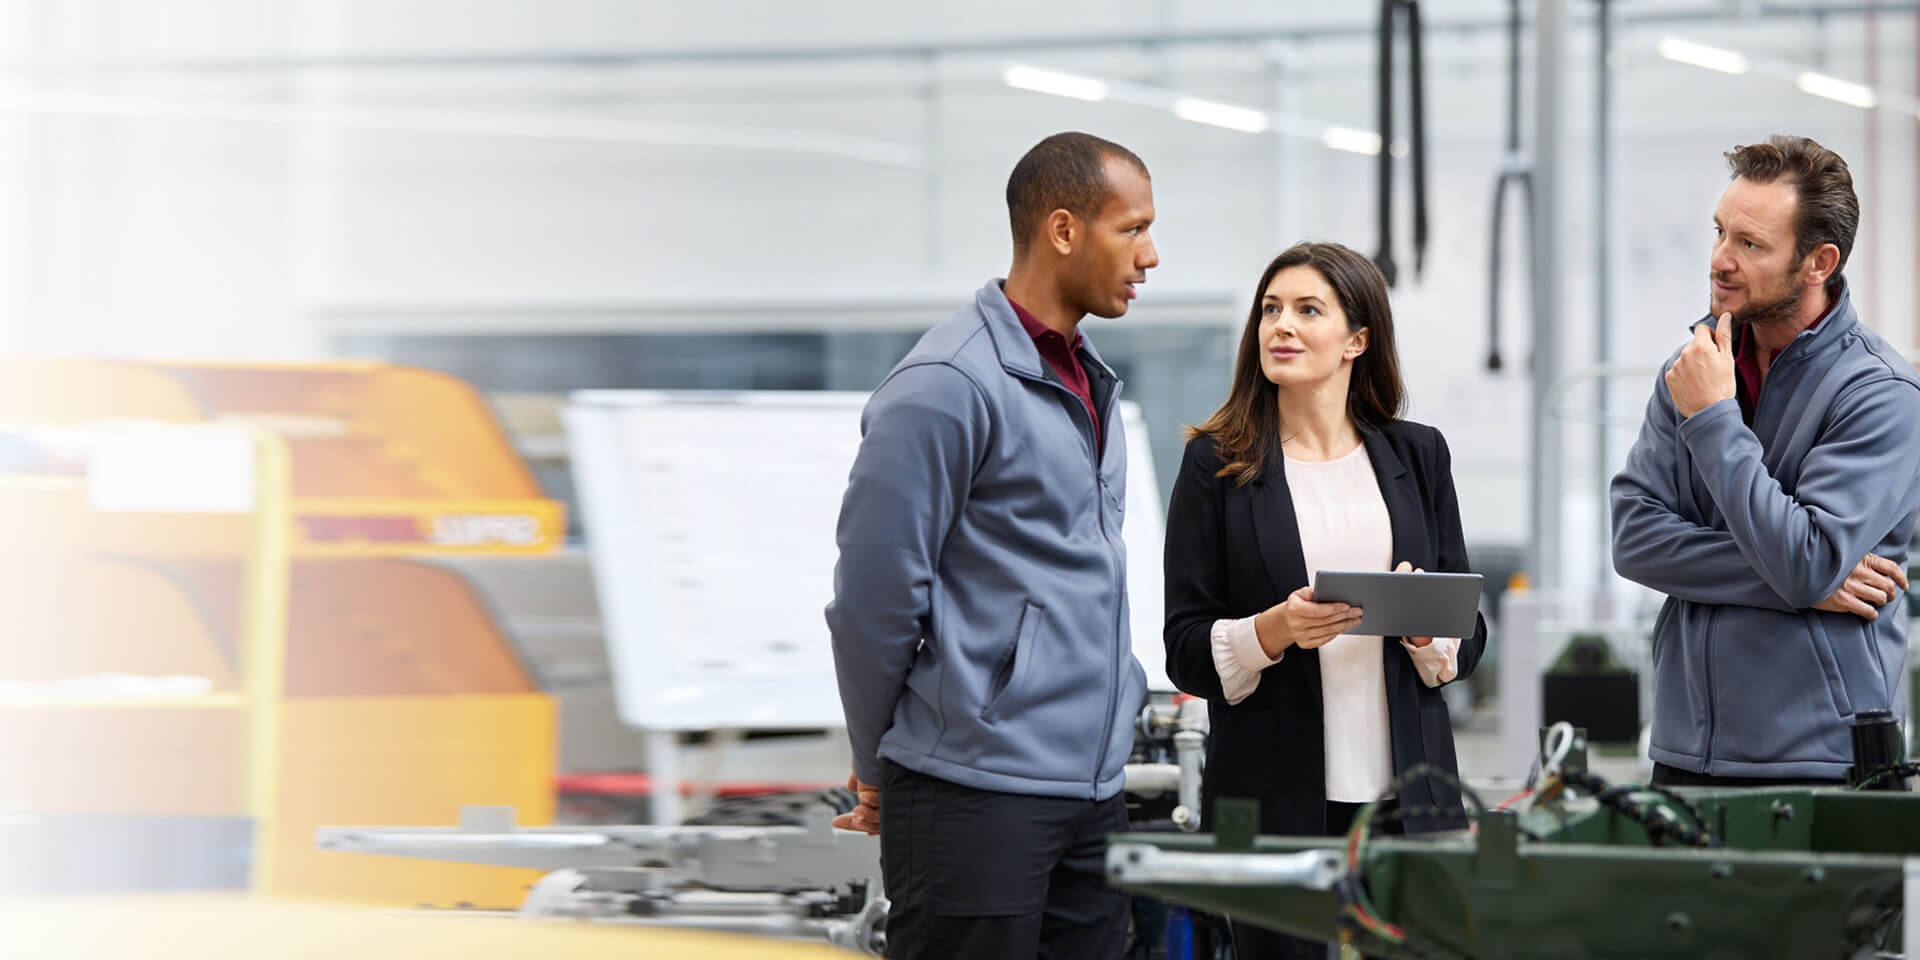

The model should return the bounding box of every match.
[1187,241,1406,485]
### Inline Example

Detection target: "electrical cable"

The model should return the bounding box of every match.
[1336,763,1485,959]
[1850,761,1920,791]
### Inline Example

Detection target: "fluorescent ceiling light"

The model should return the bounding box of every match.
[1796,71,1877,109]
[1322,126,1383,155]
[1657,37,1749,75]
[1003,65,1109,102]
[1172,97,1270,134]
[0,90,926,167]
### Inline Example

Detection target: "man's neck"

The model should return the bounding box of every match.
[1749,283,1833,360]
[1002,266,1081,339]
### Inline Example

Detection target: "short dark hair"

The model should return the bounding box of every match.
[1725,135,1859,274]
[1005,132,1149,253]
[1188,241,1406,485]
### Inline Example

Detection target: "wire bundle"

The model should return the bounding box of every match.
[1849,761,1920,791]
[1515,722,1716,848]
[1532,768,1717,848]
[1335,763,1484,959]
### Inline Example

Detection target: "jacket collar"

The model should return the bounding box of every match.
[976,279,1116,382]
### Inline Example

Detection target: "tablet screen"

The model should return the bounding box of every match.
[1311,570,1483,639]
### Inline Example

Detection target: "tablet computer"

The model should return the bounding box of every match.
[1311,570,1483,639]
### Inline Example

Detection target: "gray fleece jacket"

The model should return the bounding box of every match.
[1612,277,1920,778]
[826,279,1147,800]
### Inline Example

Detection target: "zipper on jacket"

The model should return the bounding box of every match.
[1726,330,1821,770]
[1086,376,1126,796]
[1749,356,1784,429]
[1050,375,1103,469]
[1029,364,1128,797]
[1748,327,1821,430]
[1703,606,1718,771]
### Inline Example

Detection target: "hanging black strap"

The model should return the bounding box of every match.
[1375,0,1430,288]
[1406,0,1428,278]
[1375,0,1397,288]
[1485,0,1532,371]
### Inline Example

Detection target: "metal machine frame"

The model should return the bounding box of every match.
[314,695,1211,955]
[1109,726,1920,959]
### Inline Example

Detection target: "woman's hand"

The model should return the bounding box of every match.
[1252,586,1363,658]
[1394,560,1434,647]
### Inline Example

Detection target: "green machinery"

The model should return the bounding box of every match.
[1108,727,1920,959]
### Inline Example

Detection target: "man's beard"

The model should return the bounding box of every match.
[1713,269,1804,328]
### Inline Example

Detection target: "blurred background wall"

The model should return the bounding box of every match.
[2,0,1915,592]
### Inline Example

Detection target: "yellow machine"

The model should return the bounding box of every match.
[3,896,854,959]
[0,358,562,907]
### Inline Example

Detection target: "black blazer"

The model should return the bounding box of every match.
[1162,420,1488,836]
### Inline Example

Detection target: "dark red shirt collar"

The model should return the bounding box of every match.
[1007,299,1083,352]
[1005,295,1101,452]
[1734,282,1839,401]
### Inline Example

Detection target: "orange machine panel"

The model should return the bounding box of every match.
[0,357,205,424]
[159,363,543,500]
[0,482,253,559]
[268,694,555,905]
[284,559,535,697]
[0,555,235,689]
[0,896,855,959]
[167,558,535,697]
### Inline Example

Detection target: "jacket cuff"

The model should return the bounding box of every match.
[851,753,884,788]
[1676,396,1741,447]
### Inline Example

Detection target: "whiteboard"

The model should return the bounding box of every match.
[565,390,1170,733]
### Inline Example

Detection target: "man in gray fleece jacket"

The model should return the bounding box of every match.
[1613,135,1920,786]
[826,132,1157,959]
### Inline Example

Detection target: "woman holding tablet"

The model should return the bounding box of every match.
[1162,241,1487,959]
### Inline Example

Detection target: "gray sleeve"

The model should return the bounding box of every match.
[824,362,990,785]
[1609,364,1796,612]
[1680,377,1920,608]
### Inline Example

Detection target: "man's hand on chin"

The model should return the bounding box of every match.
[1666,314,1737,418]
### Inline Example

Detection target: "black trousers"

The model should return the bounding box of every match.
[1650,762,1844,789]
[879,761,1130,960]
[1230,799,1400,960]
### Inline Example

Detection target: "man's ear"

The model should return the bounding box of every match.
[1344,327,1370,359]
[1803,242,1841,287]
[1045,208,1077,256]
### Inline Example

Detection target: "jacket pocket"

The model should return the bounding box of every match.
[1805,616,1855,717]
[1648,602,1672,663]
[1101,477,1124,517]
[982,602,1044,723]
[903,641,943,716]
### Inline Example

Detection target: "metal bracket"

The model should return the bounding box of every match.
[316,804,879,891]
[1107,844,1344,891]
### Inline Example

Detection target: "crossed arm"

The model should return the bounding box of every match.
[1611,364,1918,618]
